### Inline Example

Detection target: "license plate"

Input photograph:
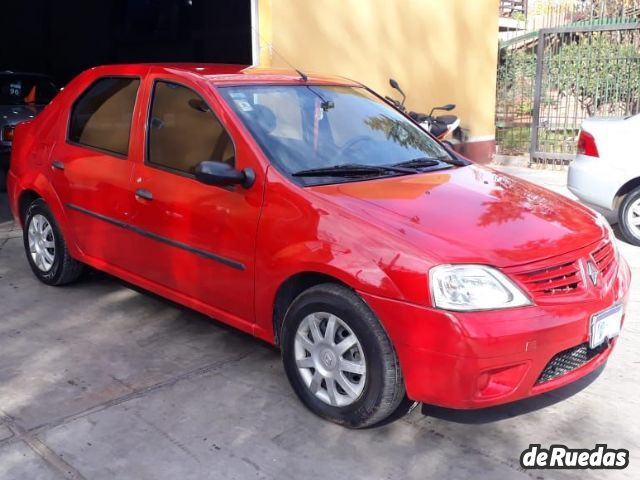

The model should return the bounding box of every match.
[589,304,623,349]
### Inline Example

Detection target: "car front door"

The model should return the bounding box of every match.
[50,75,143,269]
[127,78,264,326]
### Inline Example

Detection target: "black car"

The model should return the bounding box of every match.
[1,72,59,190]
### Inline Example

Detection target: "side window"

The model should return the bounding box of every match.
[68,77,140,156]
[147,81,235,174]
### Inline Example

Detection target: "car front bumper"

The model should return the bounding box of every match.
[360,257,631,409]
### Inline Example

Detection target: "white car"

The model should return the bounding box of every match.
[568,113,640,246]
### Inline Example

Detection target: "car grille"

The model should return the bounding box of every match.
[510,241,616,299]
[536,342,607,384]
[513,259,583,296]
[592,242,616,276]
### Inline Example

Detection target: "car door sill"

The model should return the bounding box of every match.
[72,249,258,338]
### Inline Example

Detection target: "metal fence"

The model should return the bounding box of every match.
[496,46,537,156]
[532,23,640,164]
[496,1,640,166]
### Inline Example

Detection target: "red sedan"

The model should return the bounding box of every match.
[6,64,630,428]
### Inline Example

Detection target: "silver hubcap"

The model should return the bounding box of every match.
[626,199,640,239]
[28,214,56,272]
[627,198,640,238]
[294,312,366,407]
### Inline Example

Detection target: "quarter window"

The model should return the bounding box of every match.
[147,81,235,174]
[68,77,140,156]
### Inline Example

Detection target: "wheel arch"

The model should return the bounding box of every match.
[14,175,80,259]
[613,177,640,210]
[272,271,350,346]
[18,189,42,226]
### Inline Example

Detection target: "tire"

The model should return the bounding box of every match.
[0,168,6,192]
[23,198,84,285]
[618,186,640,246]
[281,283,405,428]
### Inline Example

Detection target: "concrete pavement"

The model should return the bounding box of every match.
[0,165,639,479]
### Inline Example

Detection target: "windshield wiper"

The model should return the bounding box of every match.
[391,157,442,169]
[393,153,468,168]
[292,163,415,178]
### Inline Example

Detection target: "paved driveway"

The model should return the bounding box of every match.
[0,166,638,480]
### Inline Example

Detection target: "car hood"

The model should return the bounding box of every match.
[309,165,605,267]
[0,104,43,124]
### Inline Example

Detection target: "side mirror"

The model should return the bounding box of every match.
[194,161,255,189]
[389,78,406,106]
[429,104,456,117]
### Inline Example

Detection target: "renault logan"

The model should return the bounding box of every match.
[6,65,630,428]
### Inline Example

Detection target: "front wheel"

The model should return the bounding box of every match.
[618,187,640,246]
[281,283,405,428]
[23,198,84,285]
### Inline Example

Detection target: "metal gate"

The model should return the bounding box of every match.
[496,0,640,166]
[531,23,640,165]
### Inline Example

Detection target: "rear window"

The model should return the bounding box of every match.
[0,75,58,106]
[68,77,140,156]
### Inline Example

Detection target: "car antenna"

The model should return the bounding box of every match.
[295,68,308,82]
[250,25,308,82]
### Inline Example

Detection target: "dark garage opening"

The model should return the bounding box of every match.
[0,0,252,86]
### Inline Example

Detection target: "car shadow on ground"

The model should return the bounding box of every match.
[77,267,269,342]
[421,364,604,424]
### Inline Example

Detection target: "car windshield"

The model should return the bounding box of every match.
[0,74,58,106]
[219,85,452,185]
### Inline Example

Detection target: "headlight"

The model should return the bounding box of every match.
[430,264,532,311]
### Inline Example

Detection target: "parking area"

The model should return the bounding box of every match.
[0,165,639,480]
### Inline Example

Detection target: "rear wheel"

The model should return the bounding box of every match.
[23,198,84,285]
[618,187,640,246]
[281,283,405,428]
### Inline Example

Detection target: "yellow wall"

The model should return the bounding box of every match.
[257,0,500,141]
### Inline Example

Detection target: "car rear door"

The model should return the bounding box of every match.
[127,76,265,325]
[50,74,144,269]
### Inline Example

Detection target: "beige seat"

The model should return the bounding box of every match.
[150,83,234,173]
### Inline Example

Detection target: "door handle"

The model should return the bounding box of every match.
[135,188,153,201]
[51,160,65,171]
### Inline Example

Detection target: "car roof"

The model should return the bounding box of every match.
[87,63,361,87]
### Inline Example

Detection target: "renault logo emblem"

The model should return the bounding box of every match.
[587,260,599,286]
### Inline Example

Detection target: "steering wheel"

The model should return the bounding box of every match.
[336,135,375,161]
